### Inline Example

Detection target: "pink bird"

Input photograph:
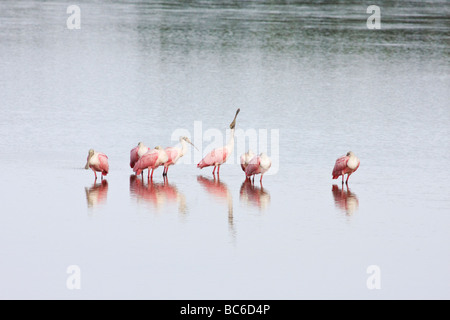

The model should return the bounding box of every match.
[197,108,240,175]
[163,136,198,176]
[332,151,360,184]
[133,146,168,180]
[240,150,255,177]
[130,142,150,169]
[85,149,109,180]
[245,152,272,183]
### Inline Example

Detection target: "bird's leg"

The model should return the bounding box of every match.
[346,173,351,185]
[217,165,220,175]
[212,166,216,175]
[341,173,345,185]
[260,174,263,183]
[93,170,97,180]
[151,168,154,180]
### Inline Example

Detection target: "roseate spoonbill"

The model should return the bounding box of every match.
[240,150,255,177]
[197,108,240,175]
[130,142,150,169]
[332,151,360,184]
[133,146,168,180]
[163,136,198,176]
[245,152,272,183]
[85,149,109,180]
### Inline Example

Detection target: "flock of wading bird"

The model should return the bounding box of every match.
[84,108,360,185]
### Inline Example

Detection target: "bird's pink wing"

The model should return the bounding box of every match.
[165,147,179,165]
[130,147,139,168]
[198,147,227,168]
[240,154,246,172]
[98,153,109,175]
[134,151,159,173]
[332,156,348,178]
[245,156,261,176]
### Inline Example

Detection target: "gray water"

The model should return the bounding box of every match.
[0,0,449,299]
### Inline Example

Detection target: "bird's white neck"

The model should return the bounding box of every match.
[226,128,235,151]
[180,139,188,156]
[347,154,359,170]
[138,144,148,157]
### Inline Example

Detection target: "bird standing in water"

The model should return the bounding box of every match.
[130,142,150,169]
[245,152,272,183]
[163,136,198,176]
[133,146,168,180]
[332,151,360,184]
[240,150,255,178]
[85,149,109,180]
[197,108,240,176]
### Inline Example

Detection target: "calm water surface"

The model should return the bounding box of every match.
[0,1,449,299]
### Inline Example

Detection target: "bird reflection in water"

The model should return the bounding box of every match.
[129,175,186,213]
[85,179,109,208]
[197,175,235,239]
[331,184,359,216]
[239,179,271,210]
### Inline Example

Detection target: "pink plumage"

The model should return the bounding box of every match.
[130,142,150,169]
[85,149,109,180]
[245,157,261,177]
[197,108,240,176]
[130,147,139,169]
[332,156,349,179]
[332,151,360,184]
[197,147,228,169]
[164,147,180,167]
[133,151,159,176]
[98,154,109,175]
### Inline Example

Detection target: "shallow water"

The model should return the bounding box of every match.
[0,0,449,299]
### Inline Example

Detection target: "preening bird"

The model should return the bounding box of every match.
[133,146,168,180]
[197,108,240,175]
[85,149,109,180]
[245,152,272,183]
[240,150,255,176]
[130,142,150,169]
[332,151,360,184]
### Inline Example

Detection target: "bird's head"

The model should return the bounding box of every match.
[85,149,95,169]
[229,108,240,129]
[181,136,199,151]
